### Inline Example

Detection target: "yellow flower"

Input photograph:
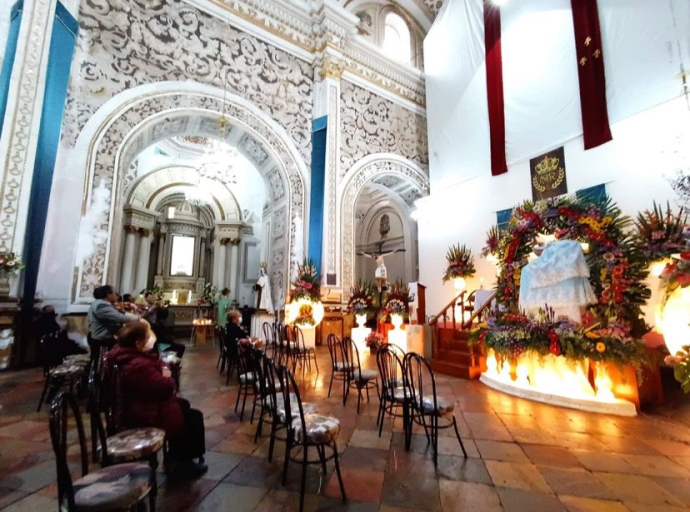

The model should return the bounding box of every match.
[478,322,489,329]
[586,331,601,339]
[600,269,607,280]
[602,217,612,225]
[596,342,606,353]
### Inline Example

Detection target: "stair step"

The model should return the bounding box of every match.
[436,349,473,365]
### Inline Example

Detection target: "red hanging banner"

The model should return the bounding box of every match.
[483,0,507,176]
[570,0,612,150]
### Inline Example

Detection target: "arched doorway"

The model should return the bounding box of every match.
[72,83,309,309]
[340,154,429,293]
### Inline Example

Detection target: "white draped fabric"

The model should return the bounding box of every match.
[425,0,690,185]
[518,241,597,323]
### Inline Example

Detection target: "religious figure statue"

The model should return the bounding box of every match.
[518,240,597,323]
[358,246,404,290]
[256,266,274,314]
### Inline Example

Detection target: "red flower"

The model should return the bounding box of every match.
[680,252,690,260]
[549,340,562,356]
[677,274,690,287]
[547,330,559,345]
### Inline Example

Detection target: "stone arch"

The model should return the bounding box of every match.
[339,153,429,293]
[72,82,308,304]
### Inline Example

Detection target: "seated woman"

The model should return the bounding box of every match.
[225,310,249,346]
[106,321,207,476]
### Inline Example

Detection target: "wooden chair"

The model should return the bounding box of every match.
[342,337,378,413]
[49,392,154,512]
[404,352,467,465]
[280,367,346,512]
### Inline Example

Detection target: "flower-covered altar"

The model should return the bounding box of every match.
[472,195,658,416]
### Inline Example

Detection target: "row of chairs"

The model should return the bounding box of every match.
[48,365,165,511]
[239,345,347,512]
[326,334,378,413]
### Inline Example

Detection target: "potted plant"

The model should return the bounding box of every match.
[365,331,385,354]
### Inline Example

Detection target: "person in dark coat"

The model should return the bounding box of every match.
[106,321,207,476]
[225,310,249,346]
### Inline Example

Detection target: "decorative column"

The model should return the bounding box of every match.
[211,237,220,287]
[156,228,166,276]
[198,230,207,278]
[228,236,241,302]
[311,1,358,297]
[120,226,140,294]
[134,229,153,293]
[216,238,227,289]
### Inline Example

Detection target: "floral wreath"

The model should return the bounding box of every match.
[346,280,376,316]
[442,244,476,282]
[475,195,652,367]
[289,258,321,303]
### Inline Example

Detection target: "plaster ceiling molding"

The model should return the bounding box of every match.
[339,80,428,176]
[342,0,436,28]
[62,0,314,167]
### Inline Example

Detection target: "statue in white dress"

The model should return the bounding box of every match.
[256,268,274,314]
[518,240,596,323]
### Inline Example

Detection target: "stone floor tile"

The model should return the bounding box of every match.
[315,498,380,512]
[558,495,630,512]
[594,472,685,507]
[200,450,245,481]
[223,454,284,489]
[651,476,690,507]
[484,460,552,493]
[0,489,27,509]
[538,467,616,499]
[475,440,529,463]
[572,451,636,473]
[439,480,503,512]
[436,455,492,485]
[0,461,56,493]
[623,503,690,512]
[0,493,56,512]
[324,468,383,503]
[505,427,558,445]
[496,487,567,512]
[644,439,690,457]
[521,445,583,468]
[193,482,268,512]
[380,506,429,512]
[339,447,388,471]
[253,489,320,512]
[620,454,690,478]
[596,436,662,456]
[156,477,219,512]
[381,462,442,511]
[348,429,392,451]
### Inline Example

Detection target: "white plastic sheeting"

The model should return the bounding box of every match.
[425,0,690,188]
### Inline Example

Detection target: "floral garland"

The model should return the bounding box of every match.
[442,244,476,282]
[294,303,316,327]
[289,258,321,303]
[346,280,376,316]
[380,279,411,320]
[485,195,651,339]
[469,307,646,369]
[659,252,690,305]
[200,283,216,304]
[633,202,687,261]
[0,253,24,275]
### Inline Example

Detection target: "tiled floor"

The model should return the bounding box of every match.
[2,342,690,511]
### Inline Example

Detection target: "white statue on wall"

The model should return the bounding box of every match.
[518,240,597,323]
[256,266,274,314]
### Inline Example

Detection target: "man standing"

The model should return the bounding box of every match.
[88,285,139,368]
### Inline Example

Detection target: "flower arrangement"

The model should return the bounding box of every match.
[365,331,385,349]
[294,303,316,327]
[469,306,646,369]
[486,194,651,339]
[442,244,476,283]
[346,280,376,316]
[0,253,24,275]
[289,258,321,303]
[198,283,216,304]
[380,279,411,320]
[481,225,502,258]
[659,252,690,305]
[666,346,690,393]
[633,202,687,261]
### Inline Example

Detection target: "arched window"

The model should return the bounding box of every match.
[381,12,412,64]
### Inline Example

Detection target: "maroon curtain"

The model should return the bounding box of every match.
[571,0,612,149]
[483,1,507,176]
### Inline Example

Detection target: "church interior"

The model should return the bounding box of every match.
[1,0,690,511]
